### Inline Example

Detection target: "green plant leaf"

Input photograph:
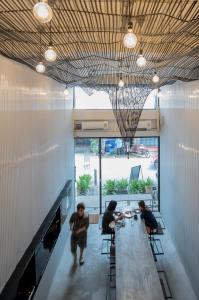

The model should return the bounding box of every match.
[103,179,116,195]
[77,174,92,195]
[128,180,139,194]
[115,178,128,194]
[145,177,153,187]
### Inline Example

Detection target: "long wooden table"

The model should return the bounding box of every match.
[115,219,164,300]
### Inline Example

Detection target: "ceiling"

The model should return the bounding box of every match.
[0,0,199,89]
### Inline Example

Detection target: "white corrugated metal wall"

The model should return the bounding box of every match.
[0,55,74,293]
[160,80,199,298]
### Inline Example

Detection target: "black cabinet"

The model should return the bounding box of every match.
[15,255,36,300]
[35,207,61,285]
[15,207,61,300]
[1,180,73,300]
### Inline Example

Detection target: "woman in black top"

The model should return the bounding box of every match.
[138,200,158,234]
[102,200,123,234]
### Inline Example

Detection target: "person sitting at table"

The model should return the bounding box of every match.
[102,200,123,234]
[138,200,158,234]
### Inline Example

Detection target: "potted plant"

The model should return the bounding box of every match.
[115,178,128,194]
[128,180,139,194]
[145,177,153,194]
[103,179,116,195]
[138,179,146,194]
[77,174,92,195]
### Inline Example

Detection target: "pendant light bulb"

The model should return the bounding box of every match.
[123,22,137,48]
[33,0,53,24]
[36,62,45,73]
[136,52,146,67]
[118,78,124,88]
[64,86,69,96]
[44,46,57,62]
[152,72,160,84]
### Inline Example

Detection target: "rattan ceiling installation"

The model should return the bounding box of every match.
[0,0,199,137]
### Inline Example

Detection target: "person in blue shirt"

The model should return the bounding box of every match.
[138,200,158,234]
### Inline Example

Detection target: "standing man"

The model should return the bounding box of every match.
[69,202,89,265]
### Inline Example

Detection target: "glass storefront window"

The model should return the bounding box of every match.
[74,137,159,213]
[75,138,100,212]
[101,137,159,212]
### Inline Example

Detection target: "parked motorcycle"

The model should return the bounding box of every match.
[130,144,150,158]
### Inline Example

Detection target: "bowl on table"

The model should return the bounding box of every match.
[115,211,122,217]
[134,208,140,214]
[123,211,134,219]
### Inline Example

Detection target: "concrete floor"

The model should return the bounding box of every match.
[47,224,197,300]
[156,228,197,300]
[47,225,107,300]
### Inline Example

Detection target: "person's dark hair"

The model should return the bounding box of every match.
[138,200,146,209]
[107,200,117,212]
[77,202,85,210]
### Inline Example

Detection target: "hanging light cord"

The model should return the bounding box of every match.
[39,32,42,61]
[128,0,131,22]
[49,21,52,45]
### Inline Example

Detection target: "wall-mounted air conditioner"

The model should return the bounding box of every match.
[137,120,152,130]
[126,120,152,131]
[81,121,109,130]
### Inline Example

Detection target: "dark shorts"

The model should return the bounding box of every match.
[145,222,158,230]
[71,233,87,253]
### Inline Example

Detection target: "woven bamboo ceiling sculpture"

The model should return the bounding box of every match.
[0,0,199,137]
